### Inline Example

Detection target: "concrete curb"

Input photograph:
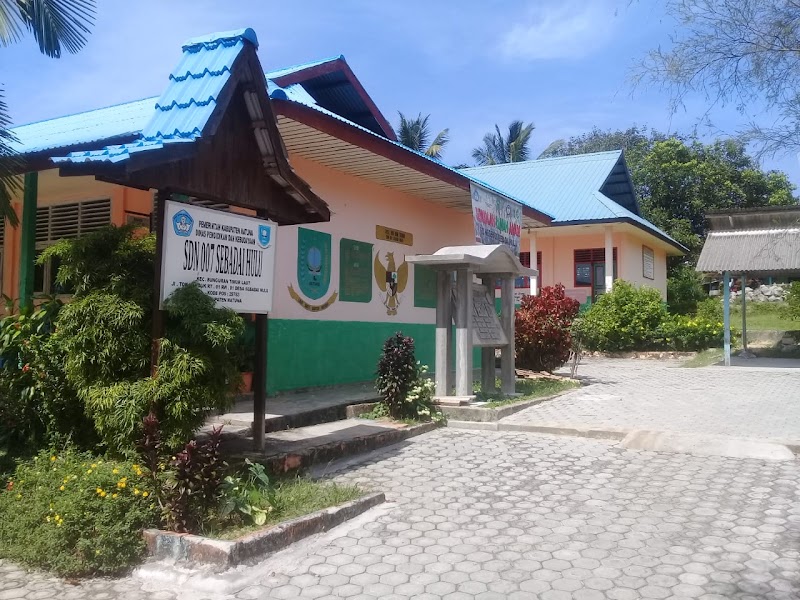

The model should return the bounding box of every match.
[143,492,386,568]
[243,421,441,473]
[440,387,580,423]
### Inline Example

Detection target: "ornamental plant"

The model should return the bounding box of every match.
[0,449,158,576]
[656,315,724,351]
[788,281,800,320]
[515,285,580,372]
[376,332,417,419]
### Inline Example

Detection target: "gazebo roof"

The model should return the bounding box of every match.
[407,244,537,277]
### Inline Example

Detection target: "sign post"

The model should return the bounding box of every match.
[158,199,278,450]
[470,183,522,254]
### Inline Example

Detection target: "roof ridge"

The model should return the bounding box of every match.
[11,96,156,130]
[463,150,623,172]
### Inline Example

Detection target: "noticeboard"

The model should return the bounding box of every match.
[160,200,277,314]
[339,238,373,303]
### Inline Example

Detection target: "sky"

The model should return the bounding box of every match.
[3,0,800,186]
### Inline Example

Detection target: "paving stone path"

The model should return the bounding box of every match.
[503,358,800,442]
[3,427,799,599]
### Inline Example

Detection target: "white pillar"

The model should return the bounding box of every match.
[723,271,731,366]
[454,268,473,397]
[500,276,516,395]
[604,226,614,293]
[435,270,452,397]
[529,233,538,296]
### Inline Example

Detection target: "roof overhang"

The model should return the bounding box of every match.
[407,244,537,277]
[272,100,551,228]
[535,218,687,255]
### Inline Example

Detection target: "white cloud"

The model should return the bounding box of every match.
[499,1,622,61]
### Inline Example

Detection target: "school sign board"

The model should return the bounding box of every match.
[160,201,278,314]
[470,183,522,255]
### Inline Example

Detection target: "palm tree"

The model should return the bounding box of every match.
[0,0,96,226]
[395,112,449,160]
[472,120,535,166]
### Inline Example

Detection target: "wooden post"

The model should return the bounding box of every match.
[741,272,748,354]
[454,268,473,398]
[435,270,452,397]
[19,172,38,310]
[480,274,496,395]
[253,313,268,451]
[500,276,516,395]
[723,271,731,366]
[150,191,167,376]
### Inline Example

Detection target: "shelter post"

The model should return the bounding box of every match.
[454,268,474,397]
[253,313,268,451]
[529,233,538,296]
[723,271,731,366]
[604,226,613,293]
[500,276,516,395]
[19,172,38,311]
[480,275,496,395]
[741,272,748,354]
[435,271,452,396]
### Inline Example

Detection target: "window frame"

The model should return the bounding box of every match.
[573,248,618,289]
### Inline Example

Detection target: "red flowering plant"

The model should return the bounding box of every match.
[515,284,580,373]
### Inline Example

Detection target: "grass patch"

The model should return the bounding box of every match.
[730,304,798,331]
[479,378,579,408]
[201,477,363,540]
[682,348,724,368]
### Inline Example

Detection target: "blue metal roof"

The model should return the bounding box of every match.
[464,152,685,251]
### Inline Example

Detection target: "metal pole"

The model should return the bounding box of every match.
[19,172,38,310]
[253,313,267,451]
[723,271,731,366]
[741,272,748,353]
[150,191,167,376]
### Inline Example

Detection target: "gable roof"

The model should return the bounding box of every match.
[463,152,686,253]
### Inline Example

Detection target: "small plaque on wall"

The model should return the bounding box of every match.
[643,246,655,280]
[376,225,413,246]
[339,238,373,303]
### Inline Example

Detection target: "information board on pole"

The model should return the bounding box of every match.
[470,183,522,254]
[160,200,277,314]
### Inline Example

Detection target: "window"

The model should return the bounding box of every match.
[518,251,542,291]
[35,199,111,295]
[574,248,617,295]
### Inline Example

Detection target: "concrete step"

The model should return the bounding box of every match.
[226,417,439,473]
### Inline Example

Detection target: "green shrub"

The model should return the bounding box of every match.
[0,449,158,576]
[667,265,705,315]
[581,281,668,351]
[375,333,439,421]
[696,297,723,322]
[0,299,95,459]
[41,226,244,453]
[785,282,800,320]
[656,315,724,351]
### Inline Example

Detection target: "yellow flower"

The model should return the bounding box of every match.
[134,489,141,496]
[117,481,127,489]
[59,485,65,491]
[50,456,57,462]
[46,516,51,523]
[63,477,69,483]
[100,491,107,498]
[112,493,118,499]
[142,491,149,498]
[86,469,93,475]
[91,463,97,469]
[96,487,103,494]
[112,468,119,475]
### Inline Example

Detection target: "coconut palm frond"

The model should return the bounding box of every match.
[425,128,449,160]
[0,88,21,227]
[0,0,23,46]
[473,120,535,165]
[18,0,96,58]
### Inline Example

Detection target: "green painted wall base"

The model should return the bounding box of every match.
[266,319,481,395]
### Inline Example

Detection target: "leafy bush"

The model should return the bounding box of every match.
[515,284,580,372]
[581,281,668,351]
[0,298,95,459]
[375,333,417,419]
[0,449,158,576]
[696,297,723,322]
[656,315,724,351]
[667,265,705,315]
[41,226,244,453]
[785,282,800,320]
[220,459,276,527]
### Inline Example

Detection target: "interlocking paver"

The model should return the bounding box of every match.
[2,421,800,598]
[503,358,800,441]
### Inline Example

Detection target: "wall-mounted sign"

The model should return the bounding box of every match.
[288,227,337,312]
[340,238,373,303]
[643,245,655,280]
[160,200,277,314]
[470,183,522,254]
[376,225,413,246]
[414,264,437,309]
